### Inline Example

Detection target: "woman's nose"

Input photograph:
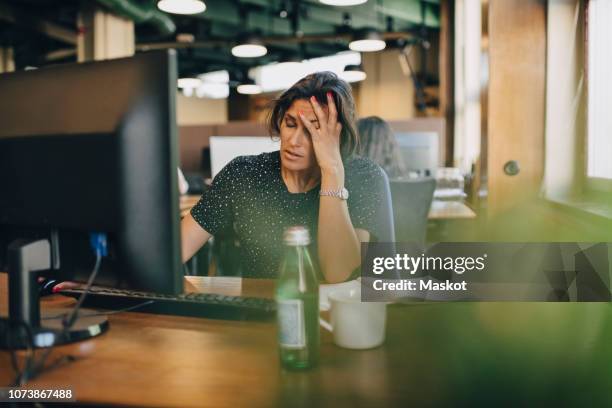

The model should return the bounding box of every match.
[288,127,305,146]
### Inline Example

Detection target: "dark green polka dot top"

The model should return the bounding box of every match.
[191,150,385,278]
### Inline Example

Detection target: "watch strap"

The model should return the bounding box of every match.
[319,187,349,200]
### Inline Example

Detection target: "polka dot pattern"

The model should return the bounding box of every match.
[191,150,384,278]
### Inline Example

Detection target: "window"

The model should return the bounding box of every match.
[586,0,612,180]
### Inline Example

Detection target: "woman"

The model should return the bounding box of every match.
[182,72,386,283]
[357,116,409,179]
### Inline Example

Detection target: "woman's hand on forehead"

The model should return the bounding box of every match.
[298,91,343,174]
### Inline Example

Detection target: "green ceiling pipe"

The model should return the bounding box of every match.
[96,0,176,37]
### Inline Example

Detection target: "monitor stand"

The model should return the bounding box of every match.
[1,239,109,349]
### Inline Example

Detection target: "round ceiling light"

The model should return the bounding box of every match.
[158,0,206,15]
[237,78,262,95]
[231,34,268,58]
[231,44,267,58]
[339,64,367,83]
[349,28,386,52]
[237,84,262,95]
[319,0,368,6]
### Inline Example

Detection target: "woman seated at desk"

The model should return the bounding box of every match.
[181,72,386,283]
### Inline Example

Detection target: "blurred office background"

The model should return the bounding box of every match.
[0,0,611,247]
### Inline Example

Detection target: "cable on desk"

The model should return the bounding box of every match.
[79,300,155,317]
[6,318,35,387]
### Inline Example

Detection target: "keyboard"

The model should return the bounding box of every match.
[59,287,276,321]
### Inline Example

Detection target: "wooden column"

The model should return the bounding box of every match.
[486,0,546,217]
[357,50,416,120]
[77,5,135,62]
[439,0,455,166]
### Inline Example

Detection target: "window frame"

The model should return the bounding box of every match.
[584,0,612,193]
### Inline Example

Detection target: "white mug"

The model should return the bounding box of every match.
[319,287,387,350]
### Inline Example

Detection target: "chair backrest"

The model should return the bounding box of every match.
[390,178,436,244]
[372,167,396,243]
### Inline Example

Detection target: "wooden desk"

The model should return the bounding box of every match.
[3,273,612,407]
[427,200,477,220]
[182,195,477,221]
[180,194,201,218]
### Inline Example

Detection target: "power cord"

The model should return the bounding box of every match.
[6,319,35,386]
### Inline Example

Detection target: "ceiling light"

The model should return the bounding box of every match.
[237,78,262,95]
[349,29,386,52]
[276,56,304,74]
[250,51,360,93]
[176,33,195,43]
[199,70,229,84]
[196,82,229,99]
[177,77,202,88]
[319,0,368,6]
[231,34,267,58]
[157,0,206,15]
[339,64,367,83]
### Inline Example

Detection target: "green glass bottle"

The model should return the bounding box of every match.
[276,226,320,370]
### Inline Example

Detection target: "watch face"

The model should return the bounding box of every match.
[341,188,349,200]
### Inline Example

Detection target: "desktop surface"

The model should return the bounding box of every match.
[2,273,612,407]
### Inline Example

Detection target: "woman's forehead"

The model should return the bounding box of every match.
[285,99,328,116]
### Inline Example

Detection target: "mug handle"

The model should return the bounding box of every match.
[319,317,333,332]
[319,301,333,332]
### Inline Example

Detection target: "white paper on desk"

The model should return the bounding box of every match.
[433,188,467,199]
[207,277,242,296]
[185,276,243,296]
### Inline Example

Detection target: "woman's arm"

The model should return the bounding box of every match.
[181,213,212,263]
[318,168,370,282]
[299,92,367,283]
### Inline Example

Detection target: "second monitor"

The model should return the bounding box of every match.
[209,136,280,178]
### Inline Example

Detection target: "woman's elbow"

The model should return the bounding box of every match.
[320,262,360,284]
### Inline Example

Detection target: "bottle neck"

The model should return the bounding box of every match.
[280,244,316,292]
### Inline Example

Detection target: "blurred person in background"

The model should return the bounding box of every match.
[357,116,409,179]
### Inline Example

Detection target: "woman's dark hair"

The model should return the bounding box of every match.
[267,71,359,158]
[357,116,409,179]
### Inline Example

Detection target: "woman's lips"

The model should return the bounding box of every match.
[284,150,303,160]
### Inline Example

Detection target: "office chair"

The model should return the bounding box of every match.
[372,166,396,243]
[390,178,436,244]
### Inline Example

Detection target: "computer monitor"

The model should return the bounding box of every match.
[209,136,280,178]
[395,132,439,177]
[0,50,183,346]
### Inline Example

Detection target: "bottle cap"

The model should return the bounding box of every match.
[283,226,310,246]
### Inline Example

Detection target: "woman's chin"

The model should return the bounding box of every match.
[281,155,310,171]
[282,160,309,171]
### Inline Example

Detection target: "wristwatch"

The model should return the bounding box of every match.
[319,187,349,200]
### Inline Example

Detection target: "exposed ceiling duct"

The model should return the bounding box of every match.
[95,0,176,37]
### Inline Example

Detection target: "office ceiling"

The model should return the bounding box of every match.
[0,0,440,76]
